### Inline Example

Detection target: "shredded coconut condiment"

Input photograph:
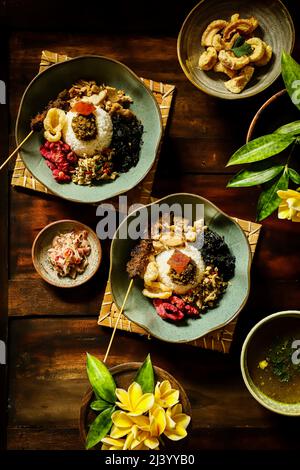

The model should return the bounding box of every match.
[47,230,91,278]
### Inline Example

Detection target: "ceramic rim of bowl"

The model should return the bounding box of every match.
[246,89,287,142]
[177,0,295,100]
[110,192,252,343]
[16,55,163,204]
[32,219,102,288]
[240,310,300,416]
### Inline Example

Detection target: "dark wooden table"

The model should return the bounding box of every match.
[1,0,300,455]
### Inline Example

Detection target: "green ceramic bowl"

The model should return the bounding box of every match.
[177,0,295,99]
[16,56,163,204]
[110,193,251,343]
[241,311,300,416]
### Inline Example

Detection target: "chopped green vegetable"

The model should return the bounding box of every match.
[267,337,300,383]
[231,35,253,58]
[232,35,245,48]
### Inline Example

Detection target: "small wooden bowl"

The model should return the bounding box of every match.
[32,219,102,288]
[79,362,192,450]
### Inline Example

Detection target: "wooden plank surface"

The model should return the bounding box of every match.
[4,0,300,452]
[9,175,300,318]
[0,27,8,450]
[7,318,300,451]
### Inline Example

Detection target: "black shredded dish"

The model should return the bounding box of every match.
[201,228,236,281]
[111,114,144,172]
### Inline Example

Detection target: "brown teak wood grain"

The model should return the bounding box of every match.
[3,0,300,453]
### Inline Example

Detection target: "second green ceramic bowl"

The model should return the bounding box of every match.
[16,55,163,204]
[177,0,295,99]
[241,311,300,416]
[110,193,251,343]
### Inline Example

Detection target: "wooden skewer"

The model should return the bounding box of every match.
[103,279,134,364]
[0,130,34,172]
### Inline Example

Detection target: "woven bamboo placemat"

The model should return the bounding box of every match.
[11,50,175,208]
[98,217,261,353]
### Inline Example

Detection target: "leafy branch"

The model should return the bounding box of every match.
[85,353,155,450]
[226,51,300,221]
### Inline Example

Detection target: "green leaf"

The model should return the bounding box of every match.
[227,165,284,188]
[274,121,300,136]
[231,42,253,58]
[134,354,155,393]
[86,353,116,404]
[86,406,114,450]
[289,168,300,185]
[227,134,295,166]
[90,398,112,412]
[232,35,244,48]
[256,169,289,221]
[281,51,300,112]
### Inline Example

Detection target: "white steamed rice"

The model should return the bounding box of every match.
[62,106,113,157]
[156,246,205,295]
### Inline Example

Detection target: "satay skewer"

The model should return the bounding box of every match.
[0,130,34,172]
[1,87,72,173]
[103,278,134,363]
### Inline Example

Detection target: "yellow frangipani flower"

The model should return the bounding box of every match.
[139,431,160,450]
[149,405,166,436]
[101,381,190,450]
[101,436,125,450]
[111,410,150,433]
[102,425,159,451]
[154,380,179,408]
[164,404,191,441]
[277,189,300,222]
[115,382,155,416]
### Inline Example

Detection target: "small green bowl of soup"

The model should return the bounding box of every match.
[241,311,300,416]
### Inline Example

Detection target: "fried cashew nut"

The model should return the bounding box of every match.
[230,13,240,23]
[219,49,250,70]
[160,233,185,247]
[199,13,271,94]
[213,61,237,78]
[82,90,107,106]
[212,34,225,51]
[223,32,240,50]
[224,65,255,94]
[223,17,258,40]
[255,43,273,66]
[246,37,266,62]
[201,20,228,46]
[198,47,218,71]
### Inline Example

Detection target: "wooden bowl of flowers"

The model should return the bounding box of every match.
[79,354,192,450]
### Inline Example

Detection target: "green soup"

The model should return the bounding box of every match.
[248,318,300,404]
